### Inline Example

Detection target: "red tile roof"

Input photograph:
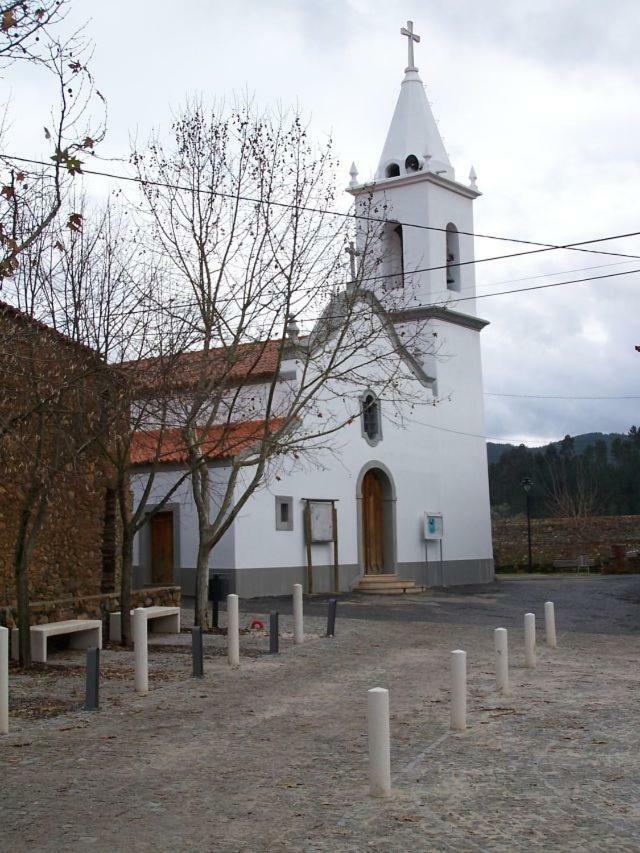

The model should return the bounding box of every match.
[127,339,285,393]
[0,299,100,358]
[131,418,287,465]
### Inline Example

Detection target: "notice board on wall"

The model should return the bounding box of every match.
[309,500,334,542]
[302,498,340,594]
[424,512,444,540]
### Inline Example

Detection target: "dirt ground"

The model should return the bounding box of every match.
[2,576,640,852]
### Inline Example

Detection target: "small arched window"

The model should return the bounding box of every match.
[384,221,404,289]
[385,162,400,178]
[362,393,382,444]
[446,223,460,292]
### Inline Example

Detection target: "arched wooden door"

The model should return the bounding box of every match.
[362,469,385,574]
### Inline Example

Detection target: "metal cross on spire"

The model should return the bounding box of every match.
[400,20,420,72]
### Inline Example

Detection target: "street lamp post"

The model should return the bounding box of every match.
[521,477,533,573]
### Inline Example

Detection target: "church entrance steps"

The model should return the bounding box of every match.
[353,574,417,595]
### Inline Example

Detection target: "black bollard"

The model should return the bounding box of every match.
[326,598,337,638]
[192,626,204,678]
[84,647,100,711]
[269,611,279,654]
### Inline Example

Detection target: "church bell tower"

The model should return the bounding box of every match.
[347,20,484,323]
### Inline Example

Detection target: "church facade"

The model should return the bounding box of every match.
[132,23,494,597]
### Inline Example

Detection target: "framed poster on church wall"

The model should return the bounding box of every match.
[309,500,335,542]
[424,512,443,540]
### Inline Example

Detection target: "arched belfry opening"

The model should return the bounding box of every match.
[357,464,397,575]
[446,223,460,291]
[405,154,420,173]
[385,161,400,178]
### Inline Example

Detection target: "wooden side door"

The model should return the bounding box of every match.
[150,511,174,584]
[362,470,384,574]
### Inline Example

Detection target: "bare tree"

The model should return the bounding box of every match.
[545,456,601,562]
[41,198,200,646]
[0,1,106,283]
[0,194,178,661]
[109,324,200,646]
[0,1,67,64]
[133,100,437,626]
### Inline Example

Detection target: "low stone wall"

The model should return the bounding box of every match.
[492,514,640,571]
[0,585,181,629]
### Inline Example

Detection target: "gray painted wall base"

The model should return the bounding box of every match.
[400,558,494,588]
[176,558,493,598]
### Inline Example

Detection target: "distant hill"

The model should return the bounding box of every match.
[487,432,626,466]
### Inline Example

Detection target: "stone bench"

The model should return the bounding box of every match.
[11,619,102,664]
[553,557,596,571]
[109,606,180,643]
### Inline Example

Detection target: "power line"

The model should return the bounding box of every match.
[476,257,640,291]
[126,263,640,320]
[486,392,640,401]
[402,412,574,445]
[134,254,640,315]
[440,265,640,305]
[6,260,638,335]
[4,153,640,277]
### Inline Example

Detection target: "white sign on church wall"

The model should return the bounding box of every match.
[309,501,334,542]
[424,512,443,540]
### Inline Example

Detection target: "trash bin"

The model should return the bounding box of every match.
[208,574,230,602]
[208,574,230,628]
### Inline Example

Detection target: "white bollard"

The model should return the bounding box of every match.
[0,626,8,735]
[450,650,467,732]
[133,608,148,695]
[494,627,510,696]
[293,583,304,645]
[544,601,557,648]
[227,594,240,666]
[367,687,391,797]
[524,612,536,669]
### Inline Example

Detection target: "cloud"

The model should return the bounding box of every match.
[4,0,639,444]
[432,0,640,70]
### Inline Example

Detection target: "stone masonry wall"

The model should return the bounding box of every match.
[0,585,181,630]
[0,304,118,609]
[492,514,640,571]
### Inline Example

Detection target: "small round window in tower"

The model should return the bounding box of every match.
[405,154,420,173]
[385,162,400,178]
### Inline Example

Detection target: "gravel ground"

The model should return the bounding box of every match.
[2,576,640,852]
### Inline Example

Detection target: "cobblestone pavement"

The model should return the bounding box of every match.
[2,577,640,852]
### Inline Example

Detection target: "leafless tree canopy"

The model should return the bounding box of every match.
[545,455,601,559]
[0,1,106,283]
[131,100,437,626]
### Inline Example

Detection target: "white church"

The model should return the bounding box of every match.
[132,22,494,598]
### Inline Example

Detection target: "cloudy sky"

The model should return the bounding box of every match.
[7,0,640,445]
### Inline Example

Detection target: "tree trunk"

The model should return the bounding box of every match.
[14,544,31,668]
[117,472,134,646]
[13,492,47,668]
[120,526,134,646]
[100,487,117,593]
[194,538,210,629]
